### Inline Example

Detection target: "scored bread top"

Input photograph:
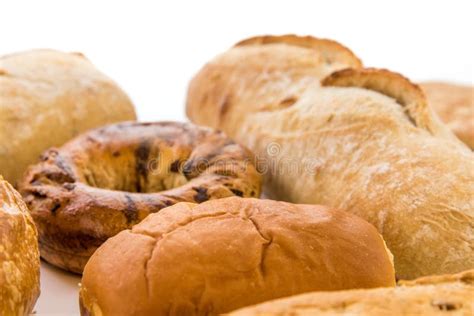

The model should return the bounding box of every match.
[322,68,464,144]
[235,34,363,68]
[186,34,363,132]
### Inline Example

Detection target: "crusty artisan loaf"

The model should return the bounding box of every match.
[420,82,474,148]
[79,197,395,316]
[187,35,362,132]
[0,49,136,185]
[229,269,474,316]
[0,176,40,315]
[186,35,474,279]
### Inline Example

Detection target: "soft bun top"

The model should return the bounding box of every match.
[80,197,395,316]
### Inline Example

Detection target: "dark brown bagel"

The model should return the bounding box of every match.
[18,121,262,274]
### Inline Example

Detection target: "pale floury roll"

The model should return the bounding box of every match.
[0,176,40,315]
[421,82,473,149]
[0,49,136,185]
[186,35,474,279]
[230,269,474,316]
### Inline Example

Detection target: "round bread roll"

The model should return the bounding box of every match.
[19,121,262,274]
[420,82,474,149]
[0,176,40,315]
[229,269,474,315]
[0,49,136,185]
[79,197,395,316]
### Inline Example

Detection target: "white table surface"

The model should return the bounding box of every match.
[35,263,81,316]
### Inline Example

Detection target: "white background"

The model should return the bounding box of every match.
[0,1,472,315]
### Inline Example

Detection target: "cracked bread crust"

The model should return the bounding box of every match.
[420,82,474,149]
[79,197,395,316]
[0,176,40,316]
[18,122,261,274]
[229,269,474,316]
[0,49,136,185]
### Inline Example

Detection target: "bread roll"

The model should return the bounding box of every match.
[420,82,474,148]
[186,35,474,279]
[0,176,40,315]
[79,197,395,316]
[0,49,136,185]
[229,269,474,315]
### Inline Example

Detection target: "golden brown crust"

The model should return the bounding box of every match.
[229,269,474,315]
[0,49,136,185]
[235,34,363,68]
[420,82,474,148]
[79,197,395,316]
[322,68,427,113]
[322,68,462,143]
[18,122,262,274]
[186,36,474,280]
[186,35,362,132]
[0,176,40,315]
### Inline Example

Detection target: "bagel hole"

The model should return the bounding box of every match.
[80,143,191,193]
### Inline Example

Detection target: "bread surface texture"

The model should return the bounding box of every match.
[19,121,261,274]
[0,176,40,316]
[186,35,362,132]
[186,35,474,279]
[79,197,395,316]
[229,269,474,315]
[0,49,136,184]
[420,82,474,148]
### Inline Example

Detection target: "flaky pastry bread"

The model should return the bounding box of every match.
[79,197,395,316]
[421,82,474,148]
[0,49,136,185]
[19,121,261,274]
[186,35,474,279]
[229,269,474,315]
[0,176,40,315]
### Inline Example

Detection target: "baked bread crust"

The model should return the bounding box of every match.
[18,121,261,274]
[229,269,474,315]
[322,68,463,143]
[0,176,40,316]
[235,34,363,68]
[420,82,474,149]
[0,49,136,185]
[79,197,395,316]
[186,34,362,132]
[186,36,474,279]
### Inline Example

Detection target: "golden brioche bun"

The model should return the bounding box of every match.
[80,197,395,315]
